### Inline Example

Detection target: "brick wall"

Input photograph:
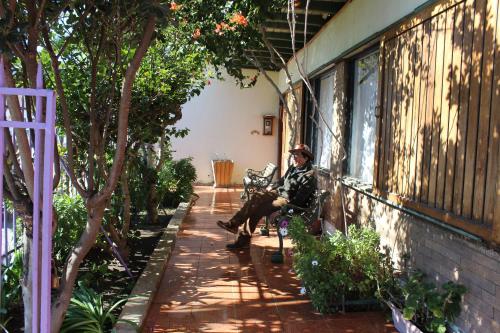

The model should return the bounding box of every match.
[317,59,500,333]
[336,187,500,333]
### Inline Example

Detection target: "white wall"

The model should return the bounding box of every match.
[171,69,280,185]
[279,0,433,91]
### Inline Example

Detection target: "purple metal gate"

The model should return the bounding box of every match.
[0,59,56,332]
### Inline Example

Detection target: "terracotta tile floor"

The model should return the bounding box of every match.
[142,186,397,333]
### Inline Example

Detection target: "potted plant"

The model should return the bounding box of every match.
[387,270,467,333]
[288,218,392,313]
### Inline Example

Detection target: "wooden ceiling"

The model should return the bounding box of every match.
[246,0,348,70]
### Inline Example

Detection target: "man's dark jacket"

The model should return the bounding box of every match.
[273,161,316,207]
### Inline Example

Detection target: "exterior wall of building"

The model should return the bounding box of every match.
[280,0,500,332]
[350,190,500,333]
[171,69,280,185]
[318,61,500,330]
[278,0,433,91]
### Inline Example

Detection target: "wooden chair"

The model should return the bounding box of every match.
[268,190,331,263]
[241,162,277,200]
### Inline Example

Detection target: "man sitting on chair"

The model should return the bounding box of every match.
[217,144,317,250]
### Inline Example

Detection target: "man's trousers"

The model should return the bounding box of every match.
[230,191,287,238]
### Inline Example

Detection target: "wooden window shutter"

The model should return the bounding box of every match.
[374,0,500,243]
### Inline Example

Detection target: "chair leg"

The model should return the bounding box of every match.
[271,232,284,264]
[241,186,249,200]
[260,216,270,236]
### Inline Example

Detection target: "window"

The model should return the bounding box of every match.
[348,51,379,183]
[304,70,336,169]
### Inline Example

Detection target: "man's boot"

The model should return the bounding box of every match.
[226,235,251,250]
[216,220,238,234]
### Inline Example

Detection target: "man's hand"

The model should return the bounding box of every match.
[272,196,289,207]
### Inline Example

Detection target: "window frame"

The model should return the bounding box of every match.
[302,69,338,171]
[344,46,381,185]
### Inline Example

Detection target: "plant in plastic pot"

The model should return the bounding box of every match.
[289,218,391,313]
[389,270,467,333]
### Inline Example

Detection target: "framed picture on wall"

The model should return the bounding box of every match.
[263,115,274,136]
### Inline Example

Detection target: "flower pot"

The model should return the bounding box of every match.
[389,302,423,333]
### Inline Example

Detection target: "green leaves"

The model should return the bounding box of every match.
[1,250,23,328]
[403,306,416,320]
[157,157,197,208]
[172,0,287,85]
[398,271,467,332]
[53,194,87,264]
[289,221,387,313]
[61,282,135,333]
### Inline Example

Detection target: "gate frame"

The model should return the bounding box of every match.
[0,59,56,333]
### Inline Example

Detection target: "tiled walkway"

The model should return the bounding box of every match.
[143,186,396,333]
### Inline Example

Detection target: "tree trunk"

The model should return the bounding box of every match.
[21,233,33,333]
[121,169,132,240]
[146,182,159,224]
[51,16,156,333]
[107,221,129,261]
[50,203,106,333]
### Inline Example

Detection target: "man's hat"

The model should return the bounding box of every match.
[289,143,314,161]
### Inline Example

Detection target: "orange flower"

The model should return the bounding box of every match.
[192,28,201,40]
[230,12,248,27]
[214,22,230,35]
[170,2,179,11]
[214,23,223,35]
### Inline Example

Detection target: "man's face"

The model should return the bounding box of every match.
[292,152,307,167]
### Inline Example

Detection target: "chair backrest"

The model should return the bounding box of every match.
[304,190,331,218]
[263,163,277,178]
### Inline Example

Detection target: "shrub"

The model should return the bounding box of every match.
[157,157,197,208]
[53,194,87,264]
[128,158,154,214]
[0,250,23,330]
[289,219,394,313]
[61,282,135,333]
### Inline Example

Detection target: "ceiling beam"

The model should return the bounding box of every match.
[265,27,316,35]
[260,38,305,49]
[265,21,321,34]
[281,3,344,15]
[266,16,325,27]
[247,48,294,56]
[296,1,345,12]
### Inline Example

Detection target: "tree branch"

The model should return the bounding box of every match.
[90,14,157,207]
[2,58,36,200]
[41,26,88,197]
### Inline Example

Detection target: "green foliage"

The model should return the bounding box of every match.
[289,220,394,313]
[397,271,467,333]
[53,194,87,264]
[128,158,154,214]
[1,250,23,329]
[2,251,23,309]
[130,24,209,144]
[78,259,119,292]
[174,0,287,83]
[61,282,136,333]
[158,157,197,208]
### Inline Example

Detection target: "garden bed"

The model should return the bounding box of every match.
[77,213,173,302]
[115,202,192,332]
[6,213,173,333]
